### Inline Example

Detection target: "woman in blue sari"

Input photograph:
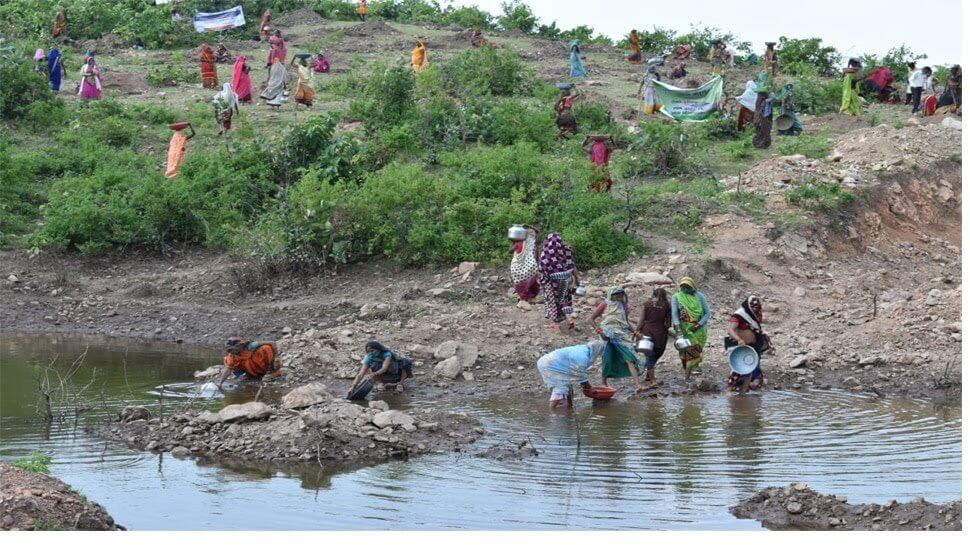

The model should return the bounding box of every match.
[568,39,587,78]
[47,48,63,92]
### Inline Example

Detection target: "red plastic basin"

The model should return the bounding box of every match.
[582,385,617,400]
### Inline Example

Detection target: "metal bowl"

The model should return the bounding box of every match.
[775,114,794,131]
[674,336,692,351]
[636,337,654,354]
[507,224,527,241]
[728,345,760,375]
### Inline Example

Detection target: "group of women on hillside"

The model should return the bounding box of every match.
[32,48,100,99]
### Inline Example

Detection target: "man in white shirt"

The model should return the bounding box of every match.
[908,62,926,114]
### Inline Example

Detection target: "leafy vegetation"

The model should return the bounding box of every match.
[786,178,855,211]
[14,452,52,473]
[776,37,841,76]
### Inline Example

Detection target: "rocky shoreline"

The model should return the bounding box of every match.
[0,463,123,531]
[731,484,962,531]
[91,383,485,469]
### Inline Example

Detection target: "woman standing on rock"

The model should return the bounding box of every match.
[538,232,578,330]
[634,287,672,389]
[671,277,711,382]
[590,286,646,392]
[510,225,541,302]
[348,341,413,396]
[568,39,587,78]
[725,295,772,394]
[537,340,607,408]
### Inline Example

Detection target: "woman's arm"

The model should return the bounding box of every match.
[348,363,368,394]
[589,302,605,328]
[727,322,745,344]
[372,356,392,378]
[696,293,712,328]
[185,124,196,140]
[634,303,648,335]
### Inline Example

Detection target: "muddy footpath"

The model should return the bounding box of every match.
[732,484,962,531]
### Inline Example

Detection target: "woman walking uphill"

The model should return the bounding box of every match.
[538,233,579,330]
[671,277,711,382]
[568,39,587,78]
[199,44,218,89]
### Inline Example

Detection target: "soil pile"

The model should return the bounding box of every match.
[731,483,961,530]
[0,463,123,531]
[273,8,325,28]
[92,385,484,468]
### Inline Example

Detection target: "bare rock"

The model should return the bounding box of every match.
[457,261,479,275]
[372,410,416,430]
[119,406,151,423]
[789,355,809,369]
[281,383,333,410]
[786,502,803,514]
[217,401,272,423]
[624,272,673,286]
[434,356,463,380]
[368,400,390,411]
[434,341,479,368]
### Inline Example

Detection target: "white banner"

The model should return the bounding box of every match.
[192,5,246,33]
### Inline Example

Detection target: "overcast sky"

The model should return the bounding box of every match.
[449,0,961,66]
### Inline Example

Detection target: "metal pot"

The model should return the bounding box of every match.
[636,336,654,354]
[574,285,587,296]
[775,113,794,131]
[674,336,692,351]
[507,224,527,241]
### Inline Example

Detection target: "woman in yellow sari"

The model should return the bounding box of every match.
[411,40,429,72]
[291,55,315,108]
[627,29,642,64]
[52,9,67,38]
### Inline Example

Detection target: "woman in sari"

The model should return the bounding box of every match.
[411,40,429,72]
[259,10,271,41]
[671,277,711,382]
[634,287,671,389]
[735,80,757,131]
[213,83,239,135]
[555,87,580,139]
[752,81,773,149]
[78,57,102,100]
[627,29,642,64]
[568,39,587,78]
[725,295,772,394]
[52,9,67,38]
[291,55,315,108]
[510,226,540,302]
[231,56,252,103]
[590,287,646,391]
[840,65,862,116]
[936,65,961,111]
[260,59,288,108]
[708,41,727,76]
[638,75,661,115]
[356,0,368,21]
[312,52,330,73]
[33,49,48,79]
[538,232,578,330]
[47,48,63,92]
[267,30,287,73]
[537,340,606,408]
[199,44,218,89]
[165,123,195,179]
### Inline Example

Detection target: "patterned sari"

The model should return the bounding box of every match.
[510,231,540,301]
[599,287,640,379]
[538,233,575,323]
[199,45,218,89]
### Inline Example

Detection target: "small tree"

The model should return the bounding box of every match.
[859,44,927,82]
[497,0,537,33]
[776,37,841,76]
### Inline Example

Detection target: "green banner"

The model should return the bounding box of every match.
[652,76,724,122]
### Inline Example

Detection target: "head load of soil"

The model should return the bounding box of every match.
[731,484,962,530]
[0,463,123,531]
[92,383,483,468]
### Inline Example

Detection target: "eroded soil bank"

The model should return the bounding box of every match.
[0,463,123,531]
[731,484,962,530]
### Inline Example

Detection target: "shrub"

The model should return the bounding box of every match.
[559,25,613,46]
[272,114,361,186]
[786,178,855,211]
[859,44,927,82]
[572,100,614,134]
[621,27,678,55]
[14,453,51,473]
[0,43,57,120]
[441,46,531,97]
[777,132,832,159]
[724,137,754,159]
[441,5,495,30]
[675,24,738,61]
[623,121,697,175]
[790,66,843,115]
[349,64,416,131]
[486,99,554,151]
[497,0,536,33]
[146,52,200,87]
[776,37,841,76]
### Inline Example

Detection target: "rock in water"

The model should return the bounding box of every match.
[281,383,333,410]
[372,410,416,429]
[217,401,272,423]
[434,356,463,379]
[119,406,151,423]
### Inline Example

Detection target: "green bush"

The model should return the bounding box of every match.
[790,66,843,115]
[349,64,416,131]
[724,136,754,159]
[0,43,57,121]
[860,44,927,82]
[497,0,536,33]
[441,5,495,30]
[14,453,52,473]
[486,99,554,151]
[559,25,613,46]
[146,52,200,87]
[272,114,361,186]
[777,36,841,76]
[623,121,697,175]
[572,100,614,134]
[786,178,855,211]
[441,46,531,97]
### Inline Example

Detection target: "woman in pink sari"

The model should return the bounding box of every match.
[231,56,252,103]
[267,30,287,68]
[79,56,102,100]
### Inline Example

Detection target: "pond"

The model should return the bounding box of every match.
[0,333,961,530]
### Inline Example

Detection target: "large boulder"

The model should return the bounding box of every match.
[372,410,416,430]
[434,356,463,379]
[118,406,150,423]
[624,272,673,286]
[217,401,272,423]
[281,383,333,410]
[434,341,479,368]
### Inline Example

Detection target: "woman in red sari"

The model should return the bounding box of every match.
[231,55,252,102]
[259,10,271,41]
[199,44,218,89]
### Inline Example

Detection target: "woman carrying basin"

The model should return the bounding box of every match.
[724,295,772,394]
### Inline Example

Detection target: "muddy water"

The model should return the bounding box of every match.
[0,334,961,530]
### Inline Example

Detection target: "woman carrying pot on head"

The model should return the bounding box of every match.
[725,295,772,394]
[538,233,579,330]
[590,286,646,392]
[348,341,414,397]
[634,287,672,389]
[509,225,541,303]
[537,340,606,409]
[671,277,711,382]
[555,86,581,140]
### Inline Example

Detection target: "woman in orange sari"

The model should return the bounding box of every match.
[411,40,428,72]
[52,9,67,38]
[258,9,271,41]
[165,123,195,179]
[199,44,218,88]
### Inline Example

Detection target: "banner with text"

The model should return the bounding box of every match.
[193,5,246,33]
[652,76,723,122]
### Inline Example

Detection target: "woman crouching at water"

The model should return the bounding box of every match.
[725,295,772,394]
[536,340,606,409]
[348,341,414,396]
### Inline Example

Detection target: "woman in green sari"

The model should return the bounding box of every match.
[671,277,711,381]
[590,286,646,391]
[840,66,862,116]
